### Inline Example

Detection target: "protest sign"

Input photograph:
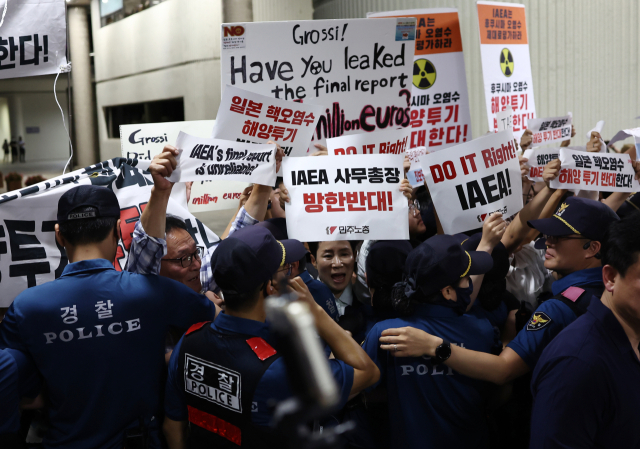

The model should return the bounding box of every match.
[420,130,523,234]
[527,115,572,147]
[368,9,472,151]
[326,128,410,156]
[523,147,559,182]
[496,106,513,131]
[0,0,67,79]
[220,18,416,144]
[406,146,428,187]
[549,149,640,193]
[0,158,219,307]
[212,85,323,157]
[477,1,536,140]
[282,154,408,241]
[167,132,276,187]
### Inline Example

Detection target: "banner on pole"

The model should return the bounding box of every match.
[282,154,408,241]
[327,128,410,156]
[477,1,535,140]
[420,129,523,234]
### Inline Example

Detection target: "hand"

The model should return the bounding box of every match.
[479,212,506,250]
[513,139,520,152]
[279,185,290,210]
[520,129,533,151]
[632,160,640,182]
[403,155,411,174]
[519,155,529,180]
[289,276,323,317]
[379,327,442,357]
[310,143,328,156]
[542,159,561,187]
[238,185,253,208]
[185,182,193,203]
[267,141,285,173]
[149,145,178,191]
[586,132,602,153]
[400,178,413,200]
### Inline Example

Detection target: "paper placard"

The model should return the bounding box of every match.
[420,129,523,234]
[327,128,410,156]
[496,106,513,132]
[524,147,559,182]
[406,146,428,187]
[527,115,572,147]
[282,154,408,241]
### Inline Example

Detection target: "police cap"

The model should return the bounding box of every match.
[57,185,121,224]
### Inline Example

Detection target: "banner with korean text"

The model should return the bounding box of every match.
[368,8,472,150]
[167,132,276,187]
[406,146,428,187]
[0,0,67,79]
[523,147,558,182]
[282,154,408,241]
[528,115,572,147]
[0,158,219,306]
[420,130,523,234]
[550,149,640,192]
[220,18,416,144]
[477,1,535,140]
[327,128,410,156]
[212,85,322,157]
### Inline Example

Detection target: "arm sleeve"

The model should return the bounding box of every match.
[361,325,384,391]
[227,206,258,237]
[0,303,27,353]
[530,357,605,449]
[124,220,167,275]
[164,338,188,421]
[328,359,355,409]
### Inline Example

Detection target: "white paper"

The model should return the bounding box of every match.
[586,120,605,139]
[282,154,408,241]
[420,129,523,234]
[496,106,513,131]
[527,115,572,147]
[327,128,410,156]
[406,146,428,187]
[525,147,559,182]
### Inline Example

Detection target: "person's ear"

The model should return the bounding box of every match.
[115,219,122,241]
[54,223,65,248]
[265,280,276,296]
[602,265,618,293]
[441,285,456,301]
[584,240,601,259]
[310,253,317,269]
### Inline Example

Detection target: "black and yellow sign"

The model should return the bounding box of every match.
[412,59,436,89]
[500,48,514,77]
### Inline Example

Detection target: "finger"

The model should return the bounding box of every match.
[162,145,179,156]
[381,328,405,337]
[379,336,401,344]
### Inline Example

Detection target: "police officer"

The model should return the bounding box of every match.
[0,185,218,448]
[362,235,495,448]
[163,226,379,448]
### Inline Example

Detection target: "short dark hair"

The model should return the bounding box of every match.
[221,283,265,312]
[602,212,640,278]
[297,254,307,271]
[59,217,118,246]
[307,240,358,258]
[166,216,188,234]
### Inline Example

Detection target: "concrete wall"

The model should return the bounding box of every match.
[314,0,640,147]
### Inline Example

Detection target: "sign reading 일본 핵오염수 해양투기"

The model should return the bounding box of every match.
[220,18,416,145]
[0,0,68,79]
[326,127,411,156]
[420,129,523,234]
[212,85,323,158]
[282,154,408,242]
[523,147,559,182]
[527,115,572,147]
[167,132,277,187]
[477,1,536,140]
[0,158,220,307]
[368,8,472,151]
[549,148,640,192]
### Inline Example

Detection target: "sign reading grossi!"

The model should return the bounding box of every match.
[220,18,416,144]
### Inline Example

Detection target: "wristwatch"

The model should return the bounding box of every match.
[431,339,451,365]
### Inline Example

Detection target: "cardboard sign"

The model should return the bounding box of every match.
[212,85,322,157]
[523,147,559,182]
[0,158,219,307]
[496,106,513,131]
[406,146,428,187]
[550,149,640,192]
[368,9,472,151]
[420,130,523,234]
[477,1,536,140]
[0,0,67,79]
[167,132,276,187]
[528,115,572,146]
[220,18,416,144]
[282,154,408,241]
[327,128,410,156]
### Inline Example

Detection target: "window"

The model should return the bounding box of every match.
[104,98,184,138]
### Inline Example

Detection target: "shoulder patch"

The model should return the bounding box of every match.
[561,286,585,303]
[527,312,552,331]
[246,337,277,361]
[185,321,211,335]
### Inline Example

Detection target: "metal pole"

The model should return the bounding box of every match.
[65,2,74,171]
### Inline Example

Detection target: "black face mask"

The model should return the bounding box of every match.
[431,279,474,315]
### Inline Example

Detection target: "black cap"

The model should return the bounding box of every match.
[366,240,413,289]
[57,185,120,224]
[528,197,619,249]
[456,232,510,282]
[404,234,493,299]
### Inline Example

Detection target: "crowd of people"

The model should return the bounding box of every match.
[0,126,639,449]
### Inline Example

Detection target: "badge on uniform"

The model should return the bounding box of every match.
[527,312,552,331]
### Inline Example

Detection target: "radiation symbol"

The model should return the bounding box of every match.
[500,48,514,77]
[412,59,436,89]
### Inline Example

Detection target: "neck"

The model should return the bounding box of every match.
[66,243,116,264]
[601,290,640,355]
[225,299,267,323]
[557,260,601,278]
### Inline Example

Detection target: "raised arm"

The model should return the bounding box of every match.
[141,146,179,238]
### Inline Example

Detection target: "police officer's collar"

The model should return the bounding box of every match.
[59,259,115,278]
[551,267,603,296]
[589,297,637,355]
[413,302,462,319]
[212,312,273,343]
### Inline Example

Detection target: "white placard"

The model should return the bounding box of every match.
[282,154,408,241]
[327,128,410,156]
[586,120,605,139]
[524,147,559,182]
[0,0,67,79]
[406,146,428,187]
[527,115,572,147]
[420,129,523,234]
[550,149,640,192]
[368,9,472,151]
[496,106,513,131]
[167,132,276,187]
[220,18,416,144]
[477,1,536,140]
[212,85,322,157]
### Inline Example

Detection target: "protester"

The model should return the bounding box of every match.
[18,136,25,163]
[2,139,9,163]
[530,213,640,448]
[9,137,17,163]
[163,226,379,448]
[0,185,218,448]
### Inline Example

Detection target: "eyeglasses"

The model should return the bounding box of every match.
[274,263,292,279]
[408,199,421,216]
[162,247,203,268]
[544,235,588,245]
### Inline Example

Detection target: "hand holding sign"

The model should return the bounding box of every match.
[479,212,507,250]
[520,129,533,151]
[586,132,603,153]
[542,159,561,187]
[149,146,179,191]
